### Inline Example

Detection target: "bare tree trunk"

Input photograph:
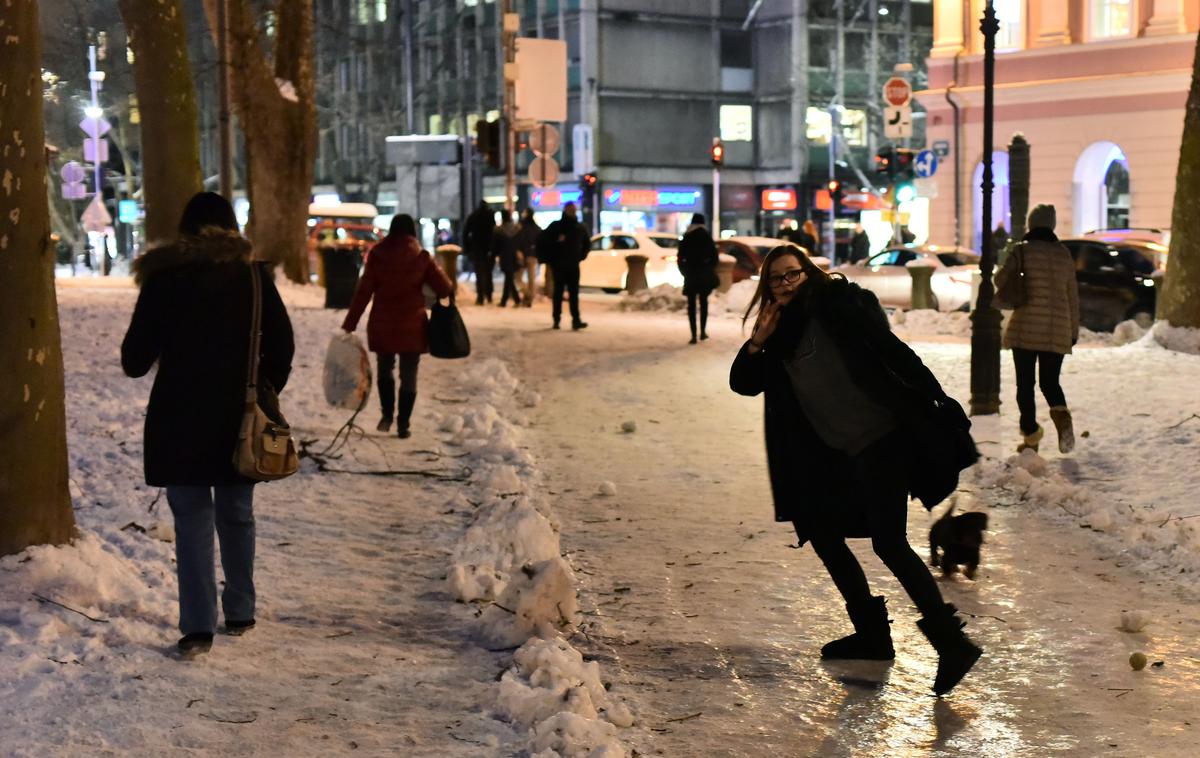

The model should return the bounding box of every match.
[1160,31,1200,328]
[119,0,203,244]
[202,0,317,282]
[0,0,77,556]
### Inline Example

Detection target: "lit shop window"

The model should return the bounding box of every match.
[806,107,867,147]
[720,105,754,142]
[1091,0,1134,39]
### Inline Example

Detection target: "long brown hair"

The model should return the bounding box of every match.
[742,245,837,326]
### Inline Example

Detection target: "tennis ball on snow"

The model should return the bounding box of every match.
[1129,652,1148,671]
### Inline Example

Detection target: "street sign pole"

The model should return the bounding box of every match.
[86,45,108,274]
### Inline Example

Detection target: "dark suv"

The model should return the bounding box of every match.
[1059,238,1159,331]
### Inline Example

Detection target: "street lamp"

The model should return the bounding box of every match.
[969,0,1002,416]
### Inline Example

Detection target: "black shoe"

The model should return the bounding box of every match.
[178,633,213,656]
[552,322,561,330]
[397,427,411,439]
[376,417,392,433]
[917,604,983,696]
[700,332,709,340]
[223,619,255,636]
[821,596,895,661]
[571,321,588,330]
[689,336,698,345]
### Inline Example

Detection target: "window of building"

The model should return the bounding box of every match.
[995,0,1023,50]
[1090,0,1134,39]
[720,30,752,69]
[805,107,867,147]
[337,58,350,93]
[720,104,753,142]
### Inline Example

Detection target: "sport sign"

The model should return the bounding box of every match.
[882,77,912,108]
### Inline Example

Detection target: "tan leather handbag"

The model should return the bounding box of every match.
[233,264,299,481]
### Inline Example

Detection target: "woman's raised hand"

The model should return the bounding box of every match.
[750,302,781,351]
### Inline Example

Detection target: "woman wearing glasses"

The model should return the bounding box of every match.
[729,246,982,697]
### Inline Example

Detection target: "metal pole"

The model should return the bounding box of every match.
[827,104,838,263]
[713,167,721,235]
[502,0,516,214]
[969,0,1002,416]
[217,0,233,199]
[403,0,415,133]
[88,45,106,274]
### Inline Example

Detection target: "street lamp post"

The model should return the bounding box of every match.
[969,0,1001,416]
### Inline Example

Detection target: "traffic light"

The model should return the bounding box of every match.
[892,148,916,181]
[874,147,895,179]
[474,118,502,169]
[710,138,725,168]
[579,172,598,191]
[826,179,843,205]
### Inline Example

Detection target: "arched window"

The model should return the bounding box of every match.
[1090,0,1135,40]
[1104,161,1131,229]
[1073,141,1130,234]
[973,152,1010,251]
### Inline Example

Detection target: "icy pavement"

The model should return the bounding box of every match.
[3,278,1199,756]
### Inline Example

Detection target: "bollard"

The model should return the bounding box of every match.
[625,254,649,293]
[716,256,735,293]
[908,264,937,310]
[434,244,461,294]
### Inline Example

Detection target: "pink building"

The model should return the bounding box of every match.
[916,0,1199,249]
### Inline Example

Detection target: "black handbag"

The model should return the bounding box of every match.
[429,300,471,359]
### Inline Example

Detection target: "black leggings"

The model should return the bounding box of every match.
[377,352,420,419]
[1012,347,1066,435]
[687,292,709,338]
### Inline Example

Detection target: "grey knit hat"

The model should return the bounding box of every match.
[1028,204,1056,232]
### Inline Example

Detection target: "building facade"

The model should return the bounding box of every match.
[917,0,1199,250]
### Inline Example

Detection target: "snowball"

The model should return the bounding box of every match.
[598,481,617,497]
[520,390,543,408]
[619,420,637,434]
[1120,610,1151,633]
[1129,652,1148,670]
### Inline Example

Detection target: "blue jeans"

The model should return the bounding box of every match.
[166,485,256,635]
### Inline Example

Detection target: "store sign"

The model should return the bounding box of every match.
[761,188,797,211]
[529,188,583,209]
[603,186,703,211]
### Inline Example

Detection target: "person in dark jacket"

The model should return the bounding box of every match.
[849,224,872,263]
[537,202,590,330]
[122,192,295,657]
[515,208,541,307]
[677,212,719,344]
[493,211,522,307]
[730,245,982,697]
[781,219,818,255]
[464,200,496,305]
[343,214,455,438]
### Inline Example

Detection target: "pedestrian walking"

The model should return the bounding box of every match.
[515,208,541,307]
[995,204,1080,454]
[493,211,522,307]
[677,212,719,344]
[121,192,295,657]
[464,200,496,305]
[342,214,455,438]
[730,245,982,696]
[849,223,871,263]
[801,219,822,257]
[537,202,590,330]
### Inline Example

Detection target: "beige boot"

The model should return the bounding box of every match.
[1017,425,1044,453]
[1050,406,1075,453]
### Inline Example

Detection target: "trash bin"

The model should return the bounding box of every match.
[434,244,461,295]
[907,264,937,310]
[625,254,649,293]
[322,246,361,309]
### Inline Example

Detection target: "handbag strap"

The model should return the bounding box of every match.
[244,264,263,398]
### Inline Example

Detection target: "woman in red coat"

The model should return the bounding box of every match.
[343,214,454,438]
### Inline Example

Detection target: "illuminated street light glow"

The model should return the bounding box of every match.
[84,105,103,120]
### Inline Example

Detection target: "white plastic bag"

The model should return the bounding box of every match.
[323,332,372,410]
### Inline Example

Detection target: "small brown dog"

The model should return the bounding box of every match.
[929,497,989,580]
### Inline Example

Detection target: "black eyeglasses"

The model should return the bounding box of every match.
[766,269,804,288]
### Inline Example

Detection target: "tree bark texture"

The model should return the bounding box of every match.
[1160,31,1200,328]
[119,0,203,244]
[0,0,77,556]
[202,0,317,282]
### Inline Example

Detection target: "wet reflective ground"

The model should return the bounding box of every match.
[477,303,1200,757]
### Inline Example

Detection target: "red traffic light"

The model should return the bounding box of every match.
[827,179,841,193]
[710,139,725,167]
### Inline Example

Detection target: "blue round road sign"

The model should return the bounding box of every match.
[915,150,938,178]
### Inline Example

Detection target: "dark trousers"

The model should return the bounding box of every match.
[1011,347,1066,435]
[800,436,944,618]
[552,268,581,325]
[687,292,709,338]
[499,269,521,306]
[377,352,420,420]
[471,252,494,302]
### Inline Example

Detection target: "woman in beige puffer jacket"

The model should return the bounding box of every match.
[996,204,1080,453]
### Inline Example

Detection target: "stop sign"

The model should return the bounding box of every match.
[882,77,912,107]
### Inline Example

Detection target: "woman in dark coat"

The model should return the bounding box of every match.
[343,214,454,438]
[122,192,294,656]
[677,212,720,344]
[493,211,522,307]
[730,246,982,697]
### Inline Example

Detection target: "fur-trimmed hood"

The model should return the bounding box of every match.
[132,227,253,287]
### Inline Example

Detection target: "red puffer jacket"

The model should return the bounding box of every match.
[342,234,454,354]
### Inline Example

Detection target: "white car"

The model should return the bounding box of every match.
[579,231,683,292]
[834,245,981,311]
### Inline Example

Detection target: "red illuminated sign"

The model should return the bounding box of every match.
[761,188,797,211]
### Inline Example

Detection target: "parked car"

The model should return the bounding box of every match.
[1081,228,1169,270]
[1059,238,1159,331]
[834,245,980,311]
[579,231,683,291]
[717,236,832,282]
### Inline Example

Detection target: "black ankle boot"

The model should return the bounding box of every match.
[917,603,983,696]
[821,596,895,661]
[397,391,417,438]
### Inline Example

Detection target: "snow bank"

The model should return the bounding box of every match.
[438,359,630,753]
[1149,321,1200,355]
[617,284,686,312]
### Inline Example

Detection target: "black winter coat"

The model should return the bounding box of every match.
[464,206,495,255]
[677,226,719,296]
[729,278,976,545]
[537,217,590,274]
[122,230,295,487]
